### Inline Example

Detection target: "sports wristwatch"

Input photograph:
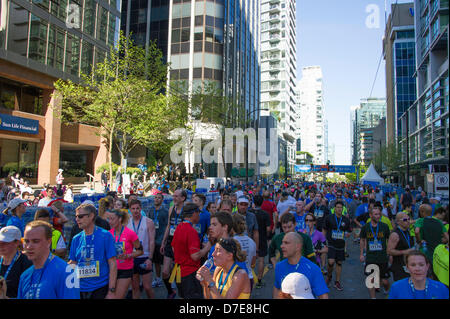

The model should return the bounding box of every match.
[207,281,215,288]
[109,287,116,293]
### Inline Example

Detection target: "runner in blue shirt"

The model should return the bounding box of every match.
[5,198,27,236]
[389,250,448,299]
[273,232,329,299]
[192,193,210,241]
[18,220,80,299]
[69,203,117,299]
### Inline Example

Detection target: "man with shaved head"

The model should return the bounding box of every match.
[273,232,329,299]
[387,212,416,281]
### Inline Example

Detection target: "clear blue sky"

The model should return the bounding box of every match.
[296,0,410,164]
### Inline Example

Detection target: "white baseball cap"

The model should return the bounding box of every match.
[281,272,315,299]
[237,196,249,204]
[7,198,27,211]
[0,226,22,242]
[431,196,441,202]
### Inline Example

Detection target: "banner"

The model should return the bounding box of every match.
[0,113,39,134]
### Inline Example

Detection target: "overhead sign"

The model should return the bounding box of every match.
[294,165,356,174]
[0,113,39,135]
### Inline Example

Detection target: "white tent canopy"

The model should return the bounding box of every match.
[361,164,384,185]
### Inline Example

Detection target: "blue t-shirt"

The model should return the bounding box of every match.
[294,213,306,233]
[388,278,449,299]
[17,254,80,299]
[274,257,329,298]
[69,227,117,292]
[7,216,25,236]
[355,203,369,225]
[325,194,336,202]
[198,209,211,241]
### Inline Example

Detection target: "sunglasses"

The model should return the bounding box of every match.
[75,213,90,219]
[305,219,314,222]
[401,218,410,222]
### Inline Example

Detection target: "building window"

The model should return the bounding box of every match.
[7,3,29,57]
[29,14,49,64]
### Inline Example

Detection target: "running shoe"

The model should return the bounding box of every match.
[152,278,163,288]
[334,281,343,291]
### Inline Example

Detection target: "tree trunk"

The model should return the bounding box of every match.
[109,128,114,191]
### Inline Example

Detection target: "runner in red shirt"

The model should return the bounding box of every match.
[171,203,211,299]
[261,191,278,243]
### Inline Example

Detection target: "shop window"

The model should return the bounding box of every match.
[0,139,39,181]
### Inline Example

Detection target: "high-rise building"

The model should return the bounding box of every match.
[121,0,261,178]
[350,98,386,166]
[398,0,448,186]
[0,0,121,184]
[383,2,417,145]
[260,0,297,175]
[296,66,325,165]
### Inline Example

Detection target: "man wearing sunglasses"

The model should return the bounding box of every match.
[68,204,117,299]
[387,212,416,282]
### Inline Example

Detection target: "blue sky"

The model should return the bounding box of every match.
[296,0,410,164]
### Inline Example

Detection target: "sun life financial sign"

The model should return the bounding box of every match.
[0,113,39,135]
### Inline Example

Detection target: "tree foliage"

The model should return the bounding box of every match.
[54,32,187,185]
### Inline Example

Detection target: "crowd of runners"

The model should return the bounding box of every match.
[0,180,448,299]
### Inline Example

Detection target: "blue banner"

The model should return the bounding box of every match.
[0,113,39,135]
[294,164,356,173]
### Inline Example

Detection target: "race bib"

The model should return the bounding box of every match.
[314,210,324,218]
[154,220,159,229]
[169,225,177,236]
[331,230,344,240]
[77,261,100,278]
[368,240,382,251]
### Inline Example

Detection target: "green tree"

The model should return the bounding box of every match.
[373,141,404,180]
[54,32,186,187]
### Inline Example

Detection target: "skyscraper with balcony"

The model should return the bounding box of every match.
[296,66,325,165]
[260,0,297,175]
[398,0,448,186]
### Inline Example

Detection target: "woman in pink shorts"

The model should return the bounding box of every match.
[106,209,142,298]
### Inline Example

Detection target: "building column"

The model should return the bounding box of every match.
[38,89,61,185]
[93,134,109,183]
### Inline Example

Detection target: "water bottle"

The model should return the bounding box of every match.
[196,258,214,281]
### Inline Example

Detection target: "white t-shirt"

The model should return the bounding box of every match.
[233,235,256,280]
[277,197,297,219]
[38,198,52,207]
[389,197,397,215]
